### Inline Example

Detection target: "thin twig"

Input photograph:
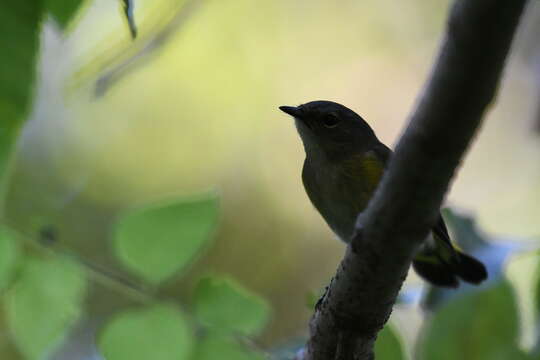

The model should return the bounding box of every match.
[122,0,138,39]
[1,220,155,304]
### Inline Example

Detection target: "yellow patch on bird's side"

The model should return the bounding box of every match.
[413,254,441,264]
[341,151,385,193]
[359,152,385,191]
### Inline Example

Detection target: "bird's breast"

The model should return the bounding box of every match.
[302,156,379,242]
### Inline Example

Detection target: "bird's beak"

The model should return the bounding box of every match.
[279,105,303,118]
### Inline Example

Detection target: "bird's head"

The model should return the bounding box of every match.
[279,100,377,160]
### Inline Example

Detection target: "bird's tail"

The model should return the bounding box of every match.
[412,249,487,288]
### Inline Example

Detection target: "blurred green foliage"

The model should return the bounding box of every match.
[417,281,529,360]
[0,191,270,359]
[5,257,86,359]
[114,194,218,284]
[45,0,84,29]
[0,2,42,204]
[374,325,405,360]
[0,5,269,353]
[98,193,268,359]
[193,333,265,360]
[194,276,271,336]
[98,304,194,360]
[0,227,20,292]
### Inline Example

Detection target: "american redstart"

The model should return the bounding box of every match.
[280,100,487,287]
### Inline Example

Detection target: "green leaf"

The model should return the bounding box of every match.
[535,260,540,319]
[0,2,41,116]
[374,324,405,360]
[5,256,86,360]
[0,121,19,203]
[194,276,271,336]
[114,194,219,284]
[0,227,20,292]
[418,281,526,360]
[45,0,83,29]
[193,334,265,360]
[98,304,193,360]
[0,1,42,205]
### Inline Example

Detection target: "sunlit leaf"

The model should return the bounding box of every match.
[533,254,540,320]
[193,333,265,360]
[5,256,86,360]
[0,1,42,202]
[374,324,405,360]
[98,304,193,360]
[194,276,270,336]
[45,0,83,29]
[0,226,20,292]
[114,194,218,284]
[418,281,526,360]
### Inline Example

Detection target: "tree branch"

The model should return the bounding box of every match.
[304,1,528,359]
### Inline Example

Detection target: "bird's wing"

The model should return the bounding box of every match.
[371,141,392,166]
[341,141,392,190]
[432,216,452,246]
[431,215,459,260]
[338,142,391,210]
[361,142,457,257]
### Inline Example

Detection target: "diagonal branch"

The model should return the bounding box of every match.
[304,1,529,359]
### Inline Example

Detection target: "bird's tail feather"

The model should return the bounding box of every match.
[453,251,488,284]
[412,250,487,288]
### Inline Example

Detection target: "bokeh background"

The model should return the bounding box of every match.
[2,0,540,359]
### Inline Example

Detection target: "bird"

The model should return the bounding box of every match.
[279,100,487,287]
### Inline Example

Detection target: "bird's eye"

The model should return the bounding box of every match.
[322,114,340,128]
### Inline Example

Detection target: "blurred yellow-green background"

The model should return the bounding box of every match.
[2,0,540,358]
